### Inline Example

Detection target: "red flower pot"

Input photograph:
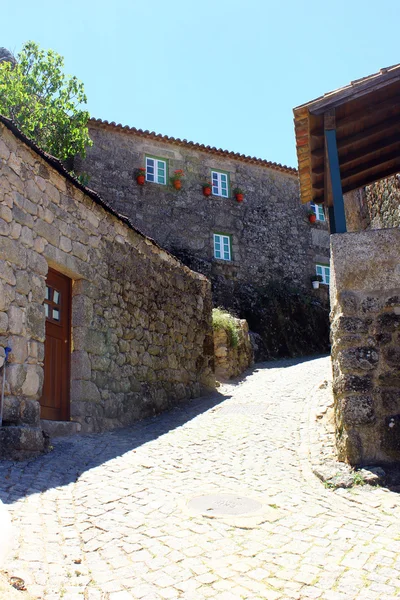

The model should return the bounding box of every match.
[236,193,244,203]
[137,174,145,185]
[309,213,317,223]
[173,179,182,190]
[203,186,211,197]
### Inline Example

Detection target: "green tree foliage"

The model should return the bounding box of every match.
[0,41,92,161]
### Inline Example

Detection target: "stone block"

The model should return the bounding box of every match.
[381,415,400,459]
[7,364,28,394]
[333,373,373,396]
[26,303,45,341]
[60,235,72,253]
[383,346,400,368]
[15,270,30,295]
[333,316,370,334]
[8,305,24,335]
[381,390,400,413]
[7,336,28,364]
[71,380,101,403]
[21,365,41,398]
[0,237,26,268]
[0,425,45,459]
[376,312,400,332]
[337,347,379,372]
[73,328,106,355]
[340,395,375,426]
[35,219,60,247]
[20,398,41,425]
[0,205,12,223]
[72,295,93,327]
[71,351,91,380]
[27,250,48,276]
[0,312,8,334]
[3,397,20,424]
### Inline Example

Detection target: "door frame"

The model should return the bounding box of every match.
[41,267,72,421]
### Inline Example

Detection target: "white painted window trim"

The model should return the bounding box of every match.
[316,264,330,285]
[213,233,232,261]
[146,156,167,185]
[211,171,229,198]
[310,201,325,221]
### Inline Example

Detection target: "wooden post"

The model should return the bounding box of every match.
[324,111,346,234]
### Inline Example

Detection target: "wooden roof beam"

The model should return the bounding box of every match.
[340,136,400,172]
[342,161,400,193]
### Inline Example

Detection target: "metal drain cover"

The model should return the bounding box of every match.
[188,493,262,517]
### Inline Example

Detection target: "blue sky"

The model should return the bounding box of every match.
[2,0,399,168]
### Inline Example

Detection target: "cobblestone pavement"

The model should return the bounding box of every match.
[2,355,400,600]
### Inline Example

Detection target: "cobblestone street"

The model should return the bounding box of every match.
[2,355,400,600]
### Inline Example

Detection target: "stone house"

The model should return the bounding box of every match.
[77,119,331,358]
[0,116,215,459]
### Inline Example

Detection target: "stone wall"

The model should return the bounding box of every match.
[213,318,253,380]
[0,120,215,458]
[343,176,400,232]
[77,122,330,358]
[330,228,400,465]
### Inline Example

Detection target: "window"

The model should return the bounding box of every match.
[211,170,229,197]
[146,156,167,185]
[310,201,325,221]
[316,264,330,285]
[213,233,232,261]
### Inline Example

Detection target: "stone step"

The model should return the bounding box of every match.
[41,420,81,439]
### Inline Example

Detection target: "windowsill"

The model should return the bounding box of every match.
[212,258,237,266]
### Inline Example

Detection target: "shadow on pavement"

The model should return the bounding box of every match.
[0,390,230,505]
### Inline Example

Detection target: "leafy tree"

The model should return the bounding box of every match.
[0,41,92,161]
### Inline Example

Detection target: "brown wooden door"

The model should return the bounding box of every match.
[40,268,71,421]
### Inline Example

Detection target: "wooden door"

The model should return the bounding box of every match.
[40,268,71,421]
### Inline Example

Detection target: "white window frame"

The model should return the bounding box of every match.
[316,264,330,285]
[211,170,229,198]
[213,233,232,261]
[145,156,167,185]
[310,201,325,221]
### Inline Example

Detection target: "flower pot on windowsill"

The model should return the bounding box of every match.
[173,179,182,190]
[233,188,244,203]
[171,169,184,191]
[136,167,146,185]
[308,213,317,223]
[203,184,212,197]
[311,275,323,289]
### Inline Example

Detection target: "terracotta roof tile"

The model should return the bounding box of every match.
[89,118,298,176]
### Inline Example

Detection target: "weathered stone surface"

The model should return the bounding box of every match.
[77,122,330,359]
[8,305,24,335]
[340,395,375,425]
[331,229,400,464]
[0,119,216,460]
[71,351,91,380]
[213,317,253,380]
[0,120,215,460]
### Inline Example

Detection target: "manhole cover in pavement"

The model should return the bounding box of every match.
[188,493,262,516]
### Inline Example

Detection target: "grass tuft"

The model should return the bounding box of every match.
[212,308,239,348]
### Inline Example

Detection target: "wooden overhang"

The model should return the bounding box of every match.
[293,64,400,208]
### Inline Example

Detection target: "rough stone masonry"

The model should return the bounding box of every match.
[330,228,400,465]
[0,117,215,459]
